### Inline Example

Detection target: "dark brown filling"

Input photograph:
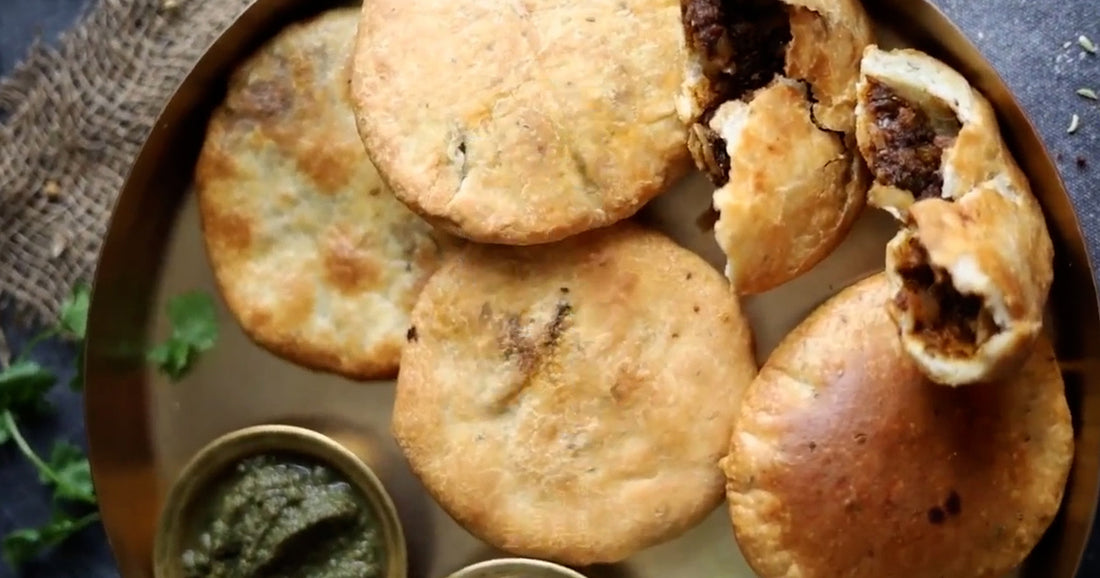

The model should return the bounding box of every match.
[864,79,961,201]
[688,123,733,185]
[683,0,791,104]
[894,239,997,358]
[682,0,792,185]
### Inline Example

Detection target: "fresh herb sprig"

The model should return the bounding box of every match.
[0,411,99,569]
[0,286,220,571]
[0,284,98,570]
[147,291,219,382]
[3,512,101,569]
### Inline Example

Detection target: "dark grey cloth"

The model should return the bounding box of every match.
[938,0,1100,266]
[0,0,1097,577]
[0,316,115,578]
[2,2,135,575]
[0,0,82,74]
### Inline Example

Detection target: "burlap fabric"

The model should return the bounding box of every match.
[0,0,253,326]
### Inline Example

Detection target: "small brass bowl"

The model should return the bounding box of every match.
[446,558,588,578]
[152,424,407,578]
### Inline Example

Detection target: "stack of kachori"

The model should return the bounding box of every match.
[189,0,1074,575]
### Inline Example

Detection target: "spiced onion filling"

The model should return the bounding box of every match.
[863,79,962,201]
[894,239,999,358]
[682,0,793,184]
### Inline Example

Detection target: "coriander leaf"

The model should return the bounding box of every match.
[2,511,100,570]
[3,528,45,570]
[2,412,95,508]
[44,442,96,505]
[0,360,56,416]
[167,292,219,350]
[148,292,219,381]
[59,284,91,340]
[147,340,191,379]
[56,282,92,391]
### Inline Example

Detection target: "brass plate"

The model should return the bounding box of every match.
[84,0,1100,577]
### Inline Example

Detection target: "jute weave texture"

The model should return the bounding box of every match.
[0,0,252,325]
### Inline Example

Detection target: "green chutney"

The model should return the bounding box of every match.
[180,454,385,578]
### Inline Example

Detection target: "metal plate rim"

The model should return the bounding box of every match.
[83,0,1100,576]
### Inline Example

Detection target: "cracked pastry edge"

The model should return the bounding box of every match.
[884,231,1027,386]
[675,0,873,293]
[707,78,867,294]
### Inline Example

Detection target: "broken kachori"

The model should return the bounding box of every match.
[678,0,874,294]
[196,7,451,380]
[392,223,757,566]
[856,46,1005,219]
[350,0,691,246]
[724,273,1073,578]
[856,46,1054,386]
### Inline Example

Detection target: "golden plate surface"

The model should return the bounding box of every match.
[85,0,1100,576]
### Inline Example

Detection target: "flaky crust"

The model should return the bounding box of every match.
[856,47,1055,385]
[725,273,1073,578]
[774,0,873,133]
[351,0,691,246]
[711,79,867,294]
[196,8,451,380]
[678,0,874,294]
[856,46,1005,219]
[393,223,757,565]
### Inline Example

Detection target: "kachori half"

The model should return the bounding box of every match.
[678,0,874,294]
[856,46,1055,386]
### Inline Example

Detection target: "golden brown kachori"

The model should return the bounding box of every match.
[392,223,757,565]
[197,8,451,380]
[724,273,1073,578]
[350,0,691,246]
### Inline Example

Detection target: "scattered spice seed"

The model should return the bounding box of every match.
[1077,88,1098,100]
[42,181,61,199]
[50,233,69,260]
[1080,35,1098,54]
[1069,114,1081,134]
[1064,41,1074,50]
[1078,157,1089,169]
